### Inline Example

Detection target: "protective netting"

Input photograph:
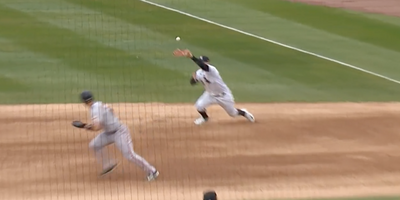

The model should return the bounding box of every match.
[1,0,400,200]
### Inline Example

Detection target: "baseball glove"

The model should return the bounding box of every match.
[190,77,197,85]
[72,120,87,128]
[190,72,198,85]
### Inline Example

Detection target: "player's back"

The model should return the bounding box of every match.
[196,65,231,95]
[90,101,121,133]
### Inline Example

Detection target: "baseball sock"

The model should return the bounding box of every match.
[198,110,209,120]
[237,109,246,116]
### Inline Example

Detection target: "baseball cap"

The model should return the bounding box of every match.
[203,191,217,200]
[200,56,210,62]
[80,90,94,102]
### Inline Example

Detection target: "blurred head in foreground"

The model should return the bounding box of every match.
[203,191,217,200]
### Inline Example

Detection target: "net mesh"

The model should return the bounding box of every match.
[1,0,400,200]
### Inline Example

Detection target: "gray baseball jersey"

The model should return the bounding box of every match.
[90,101,121,133]
[88,101,156,174]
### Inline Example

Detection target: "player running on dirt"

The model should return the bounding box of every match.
[73,91,159,181]
[173,49,255,125]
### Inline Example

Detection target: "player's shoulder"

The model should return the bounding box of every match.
[206,64,220,75]
[207,64,217,69]
[93,101,103,106]
[206,64,218,72]
[91,101,103,110]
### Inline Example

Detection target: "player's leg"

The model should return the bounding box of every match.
[89,132,118,174]
[217,93,255,122]
[194,91,217,125]
[114,125,159,181]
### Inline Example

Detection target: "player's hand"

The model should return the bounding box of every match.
[173,49,185,57]
[173,49,193,58]
[183,49,193,58]
[84,123,93,130]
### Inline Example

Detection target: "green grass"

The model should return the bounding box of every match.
[0,74,29,92]
[0,0,400,103]
[0,3,195,103]
[227,0,400,52]
[150,0,400,81]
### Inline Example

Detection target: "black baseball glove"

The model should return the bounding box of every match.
[72,120,87,128]
[190,77,197,85]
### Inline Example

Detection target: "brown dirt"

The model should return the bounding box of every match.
[288,0,400,17]
[2,103,400,200]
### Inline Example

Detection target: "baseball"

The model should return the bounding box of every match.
[175,36,181,41]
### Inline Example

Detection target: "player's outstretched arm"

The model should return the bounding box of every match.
[190,55,209,71]
[184,50,209,71]
[173,49,209,71]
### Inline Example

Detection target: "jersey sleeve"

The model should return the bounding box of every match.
[191,56,209,71]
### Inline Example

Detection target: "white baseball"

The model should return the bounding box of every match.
[175,37,181,41]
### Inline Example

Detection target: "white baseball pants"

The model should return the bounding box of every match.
[195,91,239,117]
[89,125,156,173]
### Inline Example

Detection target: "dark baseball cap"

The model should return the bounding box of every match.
[80,90,94,102]
[203,191,217,200]
[200,56,210,62]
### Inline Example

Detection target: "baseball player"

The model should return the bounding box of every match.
[76,91,159,181]
[173,49,255,125]
[203,191,218,200]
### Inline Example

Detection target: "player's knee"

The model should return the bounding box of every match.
[89,140,101,151]
[195,103,206,112]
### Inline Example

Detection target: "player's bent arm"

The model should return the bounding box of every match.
[190,55,209,71]
[85,118,102,131]
[190,76,197,85]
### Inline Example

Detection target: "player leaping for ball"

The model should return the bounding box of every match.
[72,91,159,181]
[173,49,255,125]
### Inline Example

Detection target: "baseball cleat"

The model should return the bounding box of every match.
[241,109,255,122]
[100,163,119,176]
[194,117,208,125]
[147,170,159,181]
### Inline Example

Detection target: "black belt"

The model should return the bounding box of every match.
[212,92,225,97]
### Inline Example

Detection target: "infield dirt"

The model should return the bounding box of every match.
[1,103,400,200]
[290,0,400,17]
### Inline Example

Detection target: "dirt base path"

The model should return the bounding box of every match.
[289,0,400,17]
[1,103,400,200]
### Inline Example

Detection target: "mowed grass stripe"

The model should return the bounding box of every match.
[1,0,189,74]
[0,37,113,103]
[228,0,400,53]
[4,0,334,102]
[0,75,28,92]
[1,1,265,81]
[347,10,400,27]
[0,38,31,93]
[148,0,400,80]
[63,0,400,102]
[1,1,400,102]
[0,3,196,103]
[0,0,285,103]
[0,3,169,77]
